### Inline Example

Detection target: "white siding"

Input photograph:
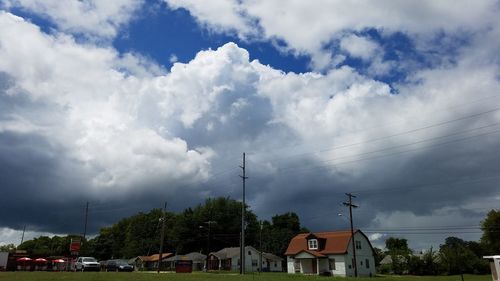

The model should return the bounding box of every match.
[230,247,281,272]
[287,257,295,274]
[286,231,375,277]
[0,252,8,269]
[327,254,346,277]
[345,232,376,277]
[267,259,282,272]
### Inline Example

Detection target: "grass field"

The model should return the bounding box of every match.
[0,272,491,281]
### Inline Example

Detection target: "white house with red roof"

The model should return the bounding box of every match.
[285,230,375,277]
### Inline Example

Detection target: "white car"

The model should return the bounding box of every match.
[75,257,100,272]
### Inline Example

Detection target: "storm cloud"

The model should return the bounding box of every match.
[0,1,499,250]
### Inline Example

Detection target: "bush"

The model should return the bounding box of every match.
[377,264,391,274]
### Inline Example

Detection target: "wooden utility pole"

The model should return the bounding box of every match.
[239,152,248,275]
[83,201,89,240]
[343,193,358,277]
[20,225,26,246]
[158,202,167,274]
[203,220,216,271]
[259,221,263,273]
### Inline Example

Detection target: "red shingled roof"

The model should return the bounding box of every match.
[285,230,369,256]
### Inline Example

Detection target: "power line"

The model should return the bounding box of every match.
[349,175,500,196]
[296,122,500,168]
[272,126,500,174]
[248,95,500,159]
[253,106,500,164]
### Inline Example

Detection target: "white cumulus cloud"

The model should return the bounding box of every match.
[2,0,144,39]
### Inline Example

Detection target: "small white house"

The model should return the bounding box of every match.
[208,246,282,272]
[484,256,500,281]
[262,252,283,272]
[0,252,8,270]
[285,230,375,277]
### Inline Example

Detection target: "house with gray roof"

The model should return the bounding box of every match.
[208,246,282,272]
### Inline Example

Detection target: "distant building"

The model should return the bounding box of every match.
[0,252,8,271]
[164,252,206,271]
[129,253,173,271]
[208,246,282,272]
[484,256,500,281]
[285,230,375,277]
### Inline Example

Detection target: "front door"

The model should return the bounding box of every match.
[312,259,317,274]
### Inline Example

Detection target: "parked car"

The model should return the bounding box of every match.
[74,257,100,272]
[105,259,134,272]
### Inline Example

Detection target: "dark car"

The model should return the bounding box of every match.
[105,259,134,272]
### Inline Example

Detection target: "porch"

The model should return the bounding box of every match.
[293,252,331,275]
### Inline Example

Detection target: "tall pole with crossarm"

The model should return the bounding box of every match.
[239,152,248,274]
[343,193,358,277]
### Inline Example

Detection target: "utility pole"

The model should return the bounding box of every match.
[20,225,26,246]
[158,202,167,274]
[83,201,89,240]
[239,152,248,275]
[343,193,358,277]
[202,220,216,271]
[259,221,263,273]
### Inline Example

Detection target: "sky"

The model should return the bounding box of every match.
[0,0,499,251]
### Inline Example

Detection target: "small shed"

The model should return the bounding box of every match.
[484,256,500,281]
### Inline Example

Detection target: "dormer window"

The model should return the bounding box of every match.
[308,238,318,250]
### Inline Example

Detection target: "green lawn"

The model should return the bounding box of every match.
[0,272,491,281]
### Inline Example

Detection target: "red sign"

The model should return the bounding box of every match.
[70,240,81,253]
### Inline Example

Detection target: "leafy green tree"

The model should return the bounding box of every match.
[421,247,440,275]
[16,235,81,256]
[0,243,16,252]
[171,197,259,255]
[481,209,500,254]
[385,237,410,274]
[372,247,384,267]
[261,212,307,257]
[90,208,174,259]
[407,255,424,275]
[439,237,477,275]
[385,237,411,255]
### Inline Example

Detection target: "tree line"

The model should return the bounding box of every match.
[374,209,500,275]
[6,201,499,277]
[11,197,308,260]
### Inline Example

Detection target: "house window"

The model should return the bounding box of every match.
[308,239,318,250]
[360,260,363,266]
[274,262,277,267]
[252,260,258,267]
[329,259,336,270]
[366,259,370,269]
[355,240,362,250]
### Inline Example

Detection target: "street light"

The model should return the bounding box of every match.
[200,221,217,271]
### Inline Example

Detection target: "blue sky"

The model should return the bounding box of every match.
[114,4,311,74]
[0,0,499,250]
